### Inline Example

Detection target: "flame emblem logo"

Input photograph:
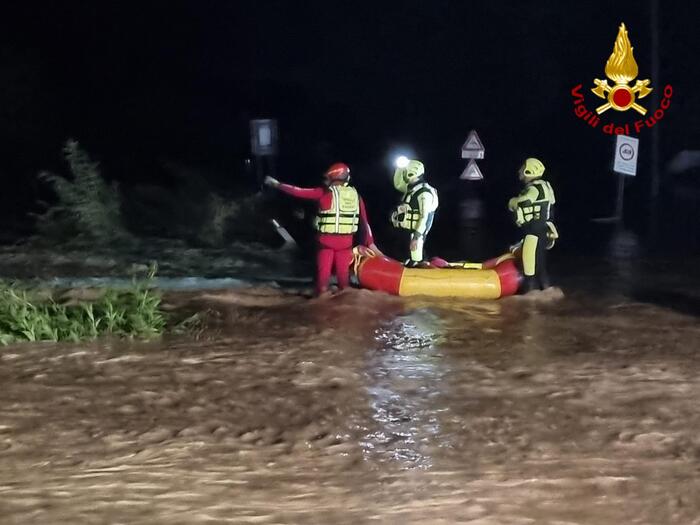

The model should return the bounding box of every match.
[592,23,652,115]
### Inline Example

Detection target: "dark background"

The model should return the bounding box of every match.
[1,1,698,253]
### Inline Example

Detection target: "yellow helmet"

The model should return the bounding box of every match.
[393,159,425,193]
[519,158,545,181]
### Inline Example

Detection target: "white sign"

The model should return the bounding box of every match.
[460,159,484,180]
[461,130,485,159]
[250,119,278,156]
[259,127,271,147]
[613,134,639,176]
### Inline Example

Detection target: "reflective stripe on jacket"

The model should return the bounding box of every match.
[391,182,438,233]
[314,185,360,234]
[509,180,555,226]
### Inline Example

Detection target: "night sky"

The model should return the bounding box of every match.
[1,1,699,248]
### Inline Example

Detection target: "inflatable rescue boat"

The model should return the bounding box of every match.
[354,250,522,299]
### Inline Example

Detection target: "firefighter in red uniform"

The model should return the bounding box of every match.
[265,163,380,296]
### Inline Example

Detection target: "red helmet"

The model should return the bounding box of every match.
[324,162,350,183]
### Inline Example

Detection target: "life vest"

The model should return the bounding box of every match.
[513,180,555,225]
[314,185,360,234]
[391,182,439,232]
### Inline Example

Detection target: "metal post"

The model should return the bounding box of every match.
[614,171,625,227]
[255,155,263,190]
[269,154,277,180]
[649,0,660,242]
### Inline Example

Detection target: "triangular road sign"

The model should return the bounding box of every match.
[461,130,485,159]
[460,159,484,181]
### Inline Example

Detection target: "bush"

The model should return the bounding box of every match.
[35,139,129,245]
[0,269,166,344]
[34,144,279,248]
[199,193,240,246]
[123,162,278,247]
[200,192,276,246]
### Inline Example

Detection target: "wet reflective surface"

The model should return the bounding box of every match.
[2,256,700,524]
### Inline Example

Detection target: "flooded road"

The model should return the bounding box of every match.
[2,258,700,524]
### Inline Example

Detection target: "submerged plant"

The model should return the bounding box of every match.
[0,268,166,345]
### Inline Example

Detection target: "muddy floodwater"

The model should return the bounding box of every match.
[2,256,700,524]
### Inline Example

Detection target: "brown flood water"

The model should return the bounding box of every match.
[1,281,700,524]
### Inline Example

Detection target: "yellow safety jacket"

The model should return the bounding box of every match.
[509,180,555,226]
[314,185,360,234]
[391,182,439,233]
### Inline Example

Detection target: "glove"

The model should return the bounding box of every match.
[513,208,525,227]
[546,221,559,250]
[366,243,384,257]
[509,240,523,254]
[264,176,280,188]
[391,204,409,227]
[390,210,399,227]
[409,232,424,252]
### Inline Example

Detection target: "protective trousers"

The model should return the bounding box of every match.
[316,233,354,295]
[411,236,425,262]
[521,221,550,291]
[409,212,435,262]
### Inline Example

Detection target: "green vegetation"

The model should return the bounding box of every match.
[35,140,130,245]
[0,269,167,345]
[32,141,277,248]
[201,192,269,246]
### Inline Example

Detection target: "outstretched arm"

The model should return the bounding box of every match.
[265,176,325,200]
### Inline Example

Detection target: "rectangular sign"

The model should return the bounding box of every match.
[250,119,278,156]
[613,134,639,176]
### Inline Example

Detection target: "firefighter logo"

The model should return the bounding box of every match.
[591,23,652,115]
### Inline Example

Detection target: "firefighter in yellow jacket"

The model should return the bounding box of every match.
[508,158,558,292]
[391,159,439,267]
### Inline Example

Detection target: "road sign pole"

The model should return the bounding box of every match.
[592,135,639,225]
[612,135,638,225]
[458,130,486,258]
[614,170,625,224]
[255,156,264,190]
